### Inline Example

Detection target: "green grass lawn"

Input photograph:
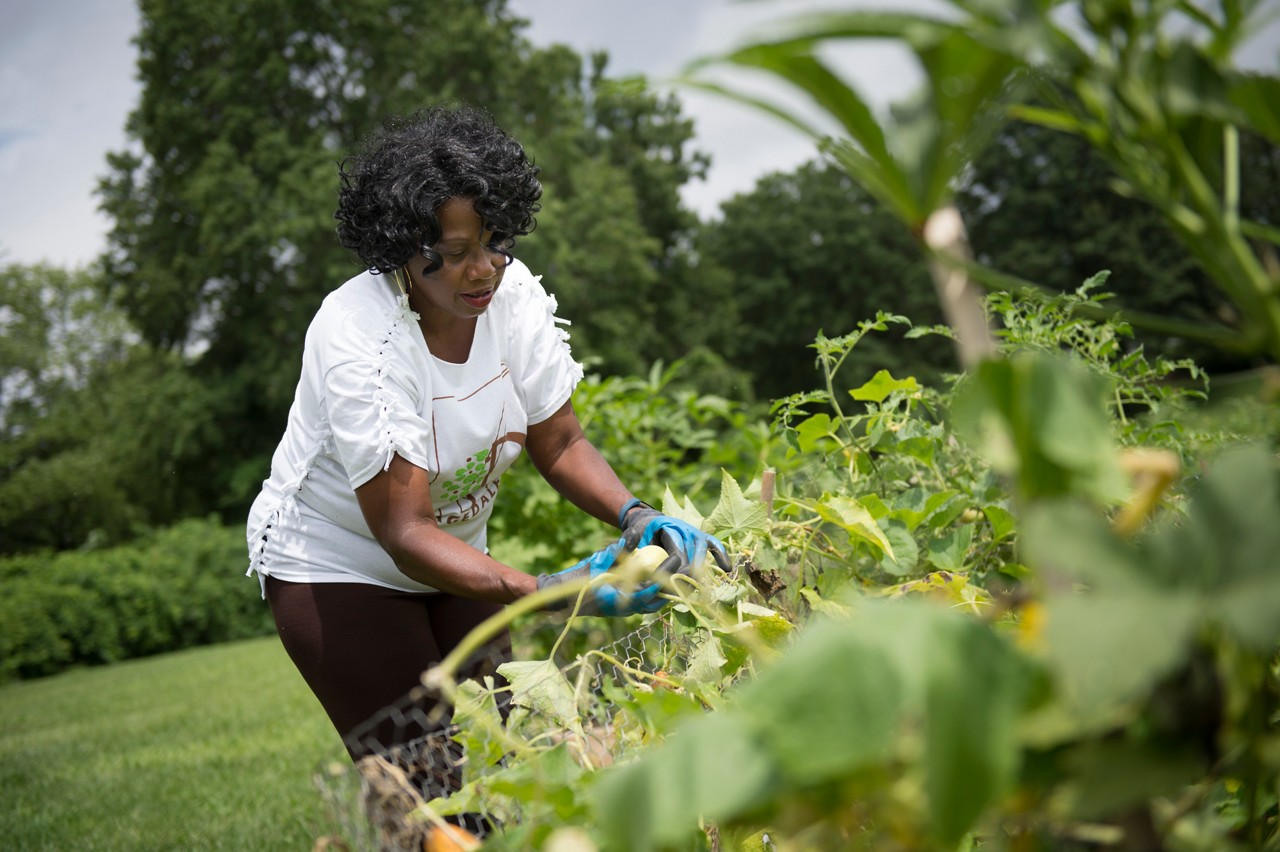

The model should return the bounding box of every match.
[0,636,349,851]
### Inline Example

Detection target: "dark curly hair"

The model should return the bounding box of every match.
[335,104,542,275]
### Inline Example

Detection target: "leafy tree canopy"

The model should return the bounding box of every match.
[95,0,710,522]
[0,263,214,552]
[697,159,950,401]
[956,120,1280,371]
[0,264,134,441]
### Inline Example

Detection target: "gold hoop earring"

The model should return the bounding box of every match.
[396,267,413,296]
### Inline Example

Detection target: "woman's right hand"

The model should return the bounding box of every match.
[535,538,668,616]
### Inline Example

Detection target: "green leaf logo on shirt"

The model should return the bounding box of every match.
[441,449,491,502]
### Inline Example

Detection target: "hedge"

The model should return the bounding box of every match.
[0,517,272,681]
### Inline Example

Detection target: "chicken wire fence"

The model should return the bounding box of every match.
[312,614,701,851]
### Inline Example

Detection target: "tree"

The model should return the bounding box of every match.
[0,264,213,553]
[0,264,135,441]
[683,0,1280,372]
[521,156,664,377]
[956,120,1280,371]
[97,0,710,519]
[696,160,949,401]
[514,57,712,377]
[99,0,536,516]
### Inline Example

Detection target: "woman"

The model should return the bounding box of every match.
[245,104,726,776]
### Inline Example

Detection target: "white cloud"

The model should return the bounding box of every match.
[0,0,139,268]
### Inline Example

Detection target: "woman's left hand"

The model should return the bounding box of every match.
[618,500,732,577]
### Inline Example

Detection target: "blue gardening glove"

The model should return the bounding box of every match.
[618,499,732,577]
[535,536,667,616]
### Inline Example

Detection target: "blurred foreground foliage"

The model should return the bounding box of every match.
[384,281,1280,852]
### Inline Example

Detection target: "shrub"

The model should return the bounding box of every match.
[0,517,270,681]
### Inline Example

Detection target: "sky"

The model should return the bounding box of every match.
[0,0,1277,270]
[0,0,937,269]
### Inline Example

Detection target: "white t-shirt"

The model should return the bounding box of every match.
[245,259,583,593]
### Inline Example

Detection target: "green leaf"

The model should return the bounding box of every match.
[484,743,586,820]
[705,470,770,537]
[737,618,903,782]
[953,353,1127,504]
[694,30,917,214]
[745,612,795,648]
[922,492,970,531]
[795,412,838,453]
[592,712,774,852]
[1214,575,1280,650]
[1227,71,1280,143]
[1041,592,1200,717]
[1028,358,1114,472]
[1151,444,1280,590]
[926,524,975,573]
[625,686,706,738]
[660,486,706,528]
[1021,499,1144,590]
[1009,103,1087,134]
[889,488,961,532]
[800,587,854,618]
[924,616,1029,845]
[1055,740,1205,821]
[859,492,890,519]
[850,369,921,403]
[452,677,508,768]
[982,504,1017,542]
[878,520,919,577]
[683,631,728,696]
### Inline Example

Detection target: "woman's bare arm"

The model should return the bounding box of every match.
[355,454,537,602]
[525,399,636,528]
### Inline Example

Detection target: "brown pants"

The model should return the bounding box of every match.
[265,576,510,760]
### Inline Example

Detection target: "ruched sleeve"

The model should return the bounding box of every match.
[323,358,434,489]
[505,267,584,424]
[311,292,435,490]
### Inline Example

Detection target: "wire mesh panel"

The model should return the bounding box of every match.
[314,614,702,850]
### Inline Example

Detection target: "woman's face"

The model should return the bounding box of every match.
[408,197,508,322]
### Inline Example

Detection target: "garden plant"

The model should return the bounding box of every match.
[311,1,1280,849]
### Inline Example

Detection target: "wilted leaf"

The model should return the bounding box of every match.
[814,494,894,558]
[497,659,579,730]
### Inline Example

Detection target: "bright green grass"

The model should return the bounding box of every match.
[0,636,347,851]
